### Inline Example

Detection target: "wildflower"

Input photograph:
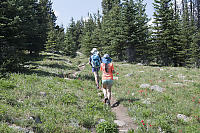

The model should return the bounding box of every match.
[192,97,195,102]
[142,123,145,126]
[141,120,144,123]
[149,124,152,127]
[138,90,144,93]
[116,72,119,75]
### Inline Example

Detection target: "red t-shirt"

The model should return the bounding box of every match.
[100,63,114,80]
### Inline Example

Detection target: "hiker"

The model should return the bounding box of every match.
[100,54,115,106]
[89,48,101,89]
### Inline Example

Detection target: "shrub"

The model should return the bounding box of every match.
[0,123,17,133]
[96,121,118,133]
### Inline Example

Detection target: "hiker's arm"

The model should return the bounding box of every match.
[99,54,102,63]
[112,64,115,74]
[89,56,92,66]
[112,70,115,74]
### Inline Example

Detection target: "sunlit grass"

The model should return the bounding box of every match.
[112,62,200,132]
[0,52,115,132]
[1,52,199,132]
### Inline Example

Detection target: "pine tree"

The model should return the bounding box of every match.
[0,0,25,72]
[0,0,56,72]
[74,19,84,50]
[101,1,126,60]
[102,0,119,15]
[180,2,199,67]
[131,0,150,63]
[80,14,97,56]
[55,25,65,52]
[121,0,137,62]
[152,0,183,66]
[63,18,77,57]
[35,0,56,54]
[45,24,57,52]
[91,11,102,51]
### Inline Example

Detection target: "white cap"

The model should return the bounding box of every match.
[91,48,99,54]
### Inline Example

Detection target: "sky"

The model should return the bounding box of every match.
[51,0,155,28]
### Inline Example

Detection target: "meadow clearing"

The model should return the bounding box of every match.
[0,52,199,133]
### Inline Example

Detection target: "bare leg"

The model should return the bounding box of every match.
[102,84,107,100]
[93,71,99,88]
[107,86,111,101]
[106,85,112,106]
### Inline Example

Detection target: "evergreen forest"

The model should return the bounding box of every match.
[1,0,200,74]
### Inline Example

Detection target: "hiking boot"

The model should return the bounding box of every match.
[96,85,100,89]
[106,99,110,106]
[104,98,108,103]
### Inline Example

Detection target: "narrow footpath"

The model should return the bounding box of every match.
[111,97,138,133]
[72,63,138,133]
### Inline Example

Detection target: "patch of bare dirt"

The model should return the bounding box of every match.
[70,63,138,132]
[111,97,138,133]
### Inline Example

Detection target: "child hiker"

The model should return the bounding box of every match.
[100,54,115,106]
[89,48,101,89]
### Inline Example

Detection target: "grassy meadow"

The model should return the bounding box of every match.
[0,52,115,133]
[112,63,200,132]
[0,52,200,133]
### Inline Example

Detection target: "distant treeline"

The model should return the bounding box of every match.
[1,0,200,73]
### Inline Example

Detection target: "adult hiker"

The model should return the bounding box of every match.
[89,48,101,89]
[100,54,115,106]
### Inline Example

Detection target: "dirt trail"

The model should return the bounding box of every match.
[111,97,138,133]
[74,63,138,132]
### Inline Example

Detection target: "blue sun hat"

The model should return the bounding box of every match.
[102,54,112,64]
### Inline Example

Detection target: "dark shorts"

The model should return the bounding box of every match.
[92,67,100,72]
[102,79,113,86]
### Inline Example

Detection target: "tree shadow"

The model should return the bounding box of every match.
[46,57,72,63]
[148,64,163,67]
[111,98,140,108]
[76,74,95,81]
[24,54,53,62]
[20,68,63,78]
[39,63,77,70]
[24,62,78,71]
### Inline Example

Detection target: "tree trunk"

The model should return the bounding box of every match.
[190,0,193,20]
[182,0,185,15]
[175,0,177,14]
[197,0,200,29]
[126,44,135,63]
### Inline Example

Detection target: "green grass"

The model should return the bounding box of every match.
[0,52,115,133]
[0,52,199,132]
[112,63,200,132]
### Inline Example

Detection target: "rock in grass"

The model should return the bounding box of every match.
[125,73,133,77]
[142,98,151,104]
[9,125,34,133]
[114,120,126,127]
[97,119,106,124]
[177,114,192,122]
[136,63,143,66]
[140,84,150,89]
[178,74,186,79]
[150,85,165,92]
[40,92,46,96]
